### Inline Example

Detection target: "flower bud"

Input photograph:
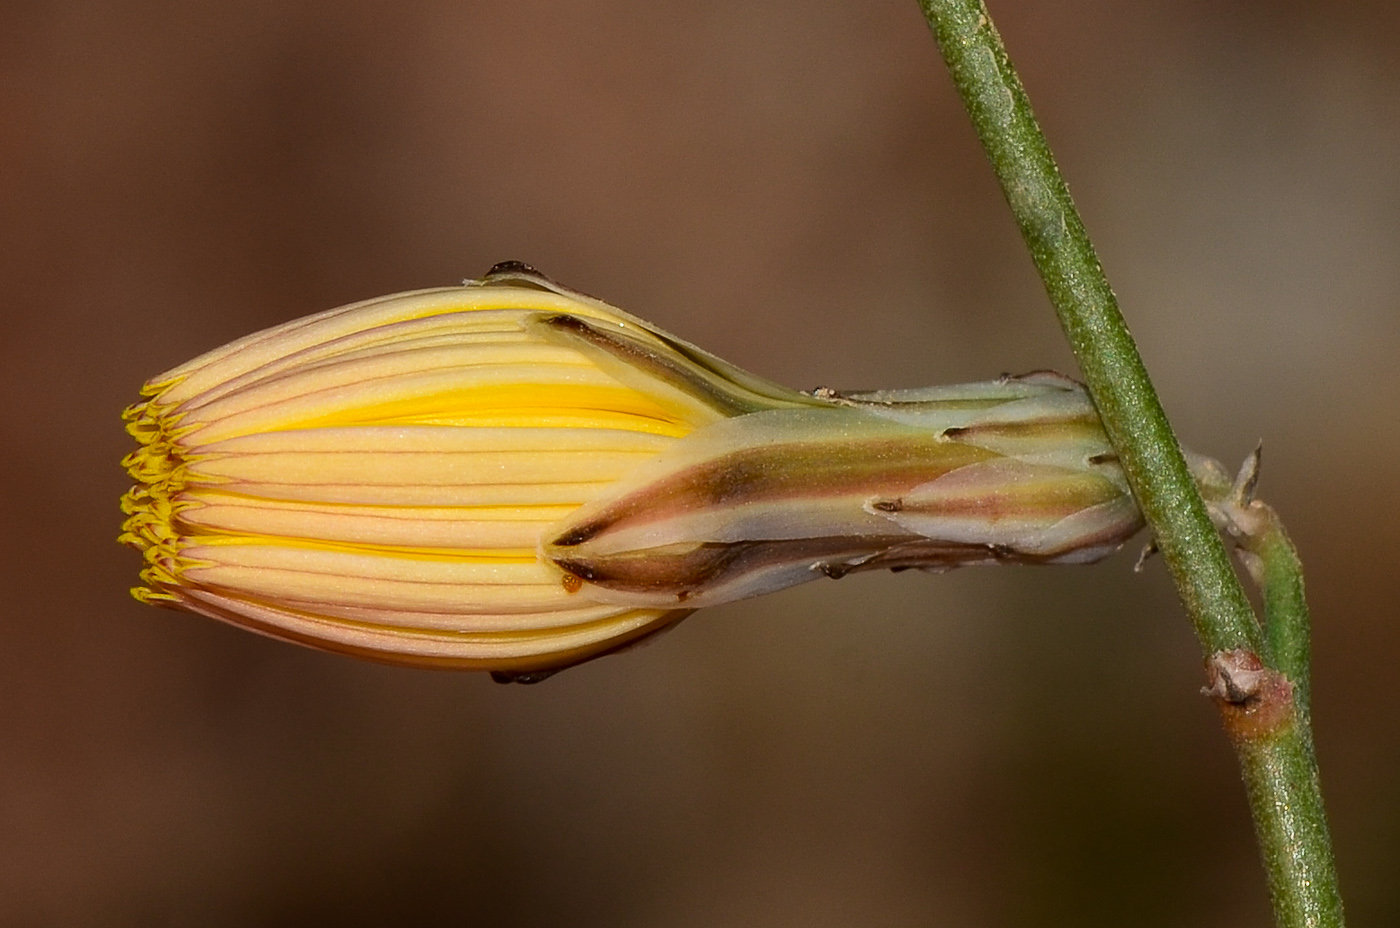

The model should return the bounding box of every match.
[121,263,1143,678]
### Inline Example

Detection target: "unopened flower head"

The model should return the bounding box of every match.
[122,262,1144,678]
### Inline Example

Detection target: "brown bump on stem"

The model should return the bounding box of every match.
[1202,649,1296,742]
[560,572,583,594]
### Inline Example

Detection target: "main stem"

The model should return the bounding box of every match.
[914,1,1343,925]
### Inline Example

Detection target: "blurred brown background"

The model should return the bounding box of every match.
[3,0,1398,924]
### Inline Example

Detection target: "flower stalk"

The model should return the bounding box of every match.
[914,0,1343,923]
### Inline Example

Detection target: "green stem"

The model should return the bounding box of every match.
[914,1,1343,924]
[916,0,1256,657]
[1252,507,1314,715]
[1240,724,1341,926]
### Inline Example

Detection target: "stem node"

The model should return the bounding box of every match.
[1204,649,1295,742]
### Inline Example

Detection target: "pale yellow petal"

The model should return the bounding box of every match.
[189,448,661,491]
[176,586,681,670]
[181,543,571,614]
[157,288,617,405]
[179,495,574,550]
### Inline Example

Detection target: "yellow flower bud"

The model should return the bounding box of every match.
[121,262,1143,680]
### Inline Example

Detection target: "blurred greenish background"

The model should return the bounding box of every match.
[2,0,1397,924]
